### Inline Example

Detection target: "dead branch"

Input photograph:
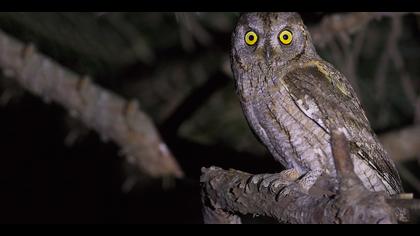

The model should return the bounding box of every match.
[201,130,400,224]
[0,29,184,178]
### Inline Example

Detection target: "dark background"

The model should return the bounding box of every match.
[0,12,419,223]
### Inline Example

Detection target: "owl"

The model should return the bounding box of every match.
[230,12,403,196]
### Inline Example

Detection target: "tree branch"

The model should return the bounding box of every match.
[161,71,229,138]
[0,29,184,178]
[309,12,414,49]
[309,12,375,49]
[201,130,405,224]
[379,125,420,163]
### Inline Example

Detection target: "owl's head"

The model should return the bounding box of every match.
[231,12,317,70]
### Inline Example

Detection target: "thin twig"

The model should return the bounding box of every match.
[387,17,420,124]
[373,16,401,104]
[310,12,374,48]
[309,12,414,49]
[161,71,229,137]
[340,26,366,97]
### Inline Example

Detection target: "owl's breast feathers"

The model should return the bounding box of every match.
[280,60,403,194]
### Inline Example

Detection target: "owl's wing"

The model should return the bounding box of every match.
[281,60,402,194]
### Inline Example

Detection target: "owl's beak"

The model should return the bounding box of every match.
[264,48,273,64]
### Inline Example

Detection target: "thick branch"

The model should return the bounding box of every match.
[201,167,396,224]
[0,30,183,178]
[201,130,398,224]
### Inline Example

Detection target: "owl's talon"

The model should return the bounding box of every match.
[297,170,324,193]
[259,174,287,193]
[279,168,302,181]
[259,168,303,193]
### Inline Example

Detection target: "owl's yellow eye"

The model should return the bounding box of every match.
[279,30,293,45]
[245,31,258,46]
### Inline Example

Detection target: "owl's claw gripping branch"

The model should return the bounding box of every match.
[0,30,184,179]
[200,130,402,224]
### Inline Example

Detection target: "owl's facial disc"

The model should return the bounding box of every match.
[231,12,312,70]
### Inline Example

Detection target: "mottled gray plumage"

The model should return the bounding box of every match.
[230,12,403,195]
